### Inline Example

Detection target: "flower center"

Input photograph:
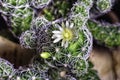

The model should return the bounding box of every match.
[62,28,73,41]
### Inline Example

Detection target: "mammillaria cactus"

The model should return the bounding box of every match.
[87,20,120,47]
[0,0,119,79]
[0,58,15,79]
[0,0,33,35]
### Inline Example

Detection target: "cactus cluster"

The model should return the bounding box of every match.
[96,0,112,12]
[87,20,120,47]
[0,58,15,79]
[0,0,119,79]
[0,0,33,35]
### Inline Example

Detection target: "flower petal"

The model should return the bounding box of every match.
[61,40,65,47]
[53,37,62,43]
[52,31,61,34]
[70,23,74,28]
[64,41,68,48]
[52,34,62,38]
[66,21,69,27]
[62,22,65,28]
[52,35,56,39]
[58,26,63,31]
[55,24,63,31]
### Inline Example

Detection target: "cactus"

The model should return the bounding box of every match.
[0,58,15,79]
[87,20,120,47]
[0,0,33,35]
[1,0,119,79]
[96,0,112,12]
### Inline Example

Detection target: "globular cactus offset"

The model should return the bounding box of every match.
[0,58,15,79]
[87,20,120,47]
[0,0,33,35]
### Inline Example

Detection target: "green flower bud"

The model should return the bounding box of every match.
[69,42,79,52]
[40,52,51,59]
